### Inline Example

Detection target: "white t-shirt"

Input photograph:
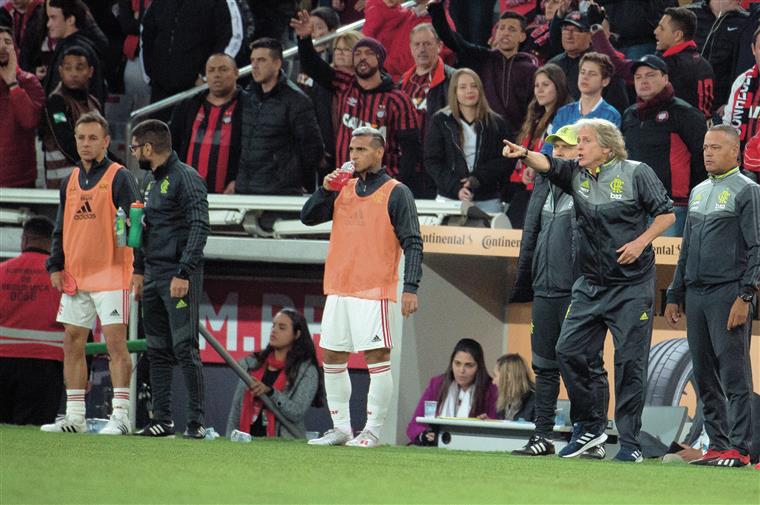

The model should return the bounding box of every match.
[459,119,477,173]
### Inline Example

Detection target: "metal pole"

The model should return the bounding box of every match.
[128,296,139,431]
[198,326,305,438]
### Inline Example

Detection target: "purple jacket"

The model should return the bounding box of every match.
[406,374,499,444]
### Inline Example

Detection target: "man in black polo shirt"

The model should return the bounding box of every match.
[504,118,675,463]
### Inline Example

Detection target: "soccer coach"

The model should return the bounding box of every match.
[503,118,675,463]
[665,125,759,468]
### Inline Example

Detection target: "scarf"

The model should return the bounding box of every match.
[636,83,675,122]
[238,354,288,437]
[439,381,474,418]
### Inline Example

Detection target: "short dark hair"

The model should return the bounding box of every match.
[351,126,385,149]
[0,25,13,41]
[60,45,94,66]
[131,119,172,153]
[205,52,237,69]
[754,25,760,47]
[499,11,527,32]
[23,216,55,240]
[310,7,341,32]
[75,111,109,135]
[250,37,283,61]
[580,51,614,80]
[663,7,697,41]
[48,0,89,29]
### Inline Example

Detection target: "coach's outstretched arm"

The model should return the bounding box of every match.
[502,139,551,173]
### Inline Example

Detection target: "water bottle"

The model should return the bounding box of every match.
[204,427,220,440]
[230,429,252,443]
[114,208,127,247]
[127,201,144,248]
[329,161,355,191]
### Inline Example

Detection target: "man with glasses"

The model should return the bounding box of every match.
[129,119,210,439]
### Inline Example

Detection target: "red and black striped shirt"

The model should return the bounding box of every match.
[332,70,419,176]
[185,99,238,193]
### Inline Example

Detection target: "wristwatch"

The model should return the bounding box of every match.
[739,292,754,303]
[519,147,529,159]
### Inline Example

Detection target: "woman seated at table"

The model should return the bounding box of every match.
[406,338,498,446]
[493,354,535,421]
[226,309,324,438]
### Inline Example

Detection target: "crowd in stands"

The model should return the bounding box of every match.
[0,0,759,465]
[0,0,756,235]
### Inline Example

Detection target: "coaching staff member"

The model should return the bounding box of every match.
[503,118,675,463]
[665,125,759,468]
[130,119,210,439]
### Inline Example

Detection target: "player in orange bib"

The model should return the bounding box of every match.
[301,126,423,447]
[42,112,140,435]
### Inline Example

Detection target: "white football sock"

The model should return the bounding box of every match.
[364,361,393,437]
[323,363,352,435]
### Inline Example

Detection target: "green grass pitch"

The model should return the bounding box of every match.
[1,425,758,504]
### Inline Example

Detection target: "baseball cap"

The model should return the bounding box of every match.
[561,11,590,31]
[545,125,578,146]
[631,54,668,74]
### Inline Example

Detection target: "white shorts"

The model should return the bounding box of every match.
[320,295,397,352]
[57,289,130,328]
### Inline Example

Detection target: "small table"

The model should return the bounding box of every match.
[416,417,620,456]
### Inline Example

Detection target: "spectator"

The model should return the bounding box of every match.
[493,354,535,421]
[0,216,64,426]
[595,0,675,59]
[170,53,244,194]
[665,125,759,468]
[292,12,425,196]
[506,63,570,228]
[735,1,759,74]
[724,25,760,173]
[0,25,43,188]
[362,0,454,82]
[297,30,362,185]
[116,0,153,109]
[621,55,707,237]
[331,0,365,25]
[41,45,101,189]
[425,68,511,213]
[547,10,629,115]
[406,338,498,446]
[503,119,675,463]
[400,23,455,131]
[44,0,107,103]
[523,0,565,63]
[226,309,324,438]
[510,125,610,459]
[686,0,749,108]
[250,0,296,43]
[236,38,323,195]
[429,1,538,139]
[448,0,497,47]
[309,6,340,57]
[141,0,244,105]
[590,6,715,120]
[0,0,45,72]
[20,1,55,82]
[130,119,210,439]
[743,128,760,172]
[43,112,140,436]
[543,52,620,155]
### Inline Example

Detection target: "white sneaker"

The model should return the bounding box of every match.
[345,430,380,448]
[40,415,87,433]
[99,414,131,435]
[307,428,351,446]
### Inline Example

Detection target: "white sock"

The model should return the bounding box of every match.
[112,388,130,418]
[66,389,86,419]
[323,363,352,435]
[365,361,393,437]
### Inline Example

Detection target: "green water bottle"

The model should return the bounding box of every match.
[127,201,144,248]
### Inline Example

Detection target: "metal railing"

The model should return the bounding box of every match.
[124,1,417,166]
